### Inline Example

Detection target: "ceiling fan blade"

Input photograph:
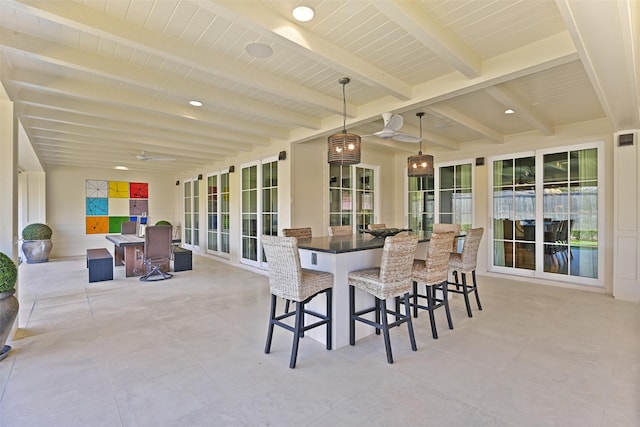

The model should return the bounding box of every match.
[385,113,404,131]
[392,133,421,143]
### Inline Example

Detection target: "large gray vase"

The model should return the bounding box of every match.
[22,240,53,263]
[0,290,19,361]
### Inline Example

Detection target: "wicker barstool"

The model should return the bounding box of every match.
[447,227,484,318]
[328,225,353,236]
[282,227,312,239]
[347,234,419,364]
[281,228,313,313]
[262,235,333,368]
[367,223,387,231]
[410,231,456,339]
[433,223,461,254]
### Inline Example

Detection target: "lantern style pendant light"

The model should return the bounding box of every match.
[407,112,434,177]
[328,77,361,165]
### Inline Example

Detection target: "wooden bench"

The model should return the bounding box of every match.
[173,247,192,272]
[87,248,113,283]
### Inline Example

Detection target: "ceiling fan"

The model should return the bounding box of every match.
[364,112,421,143]
[134,151,176,161]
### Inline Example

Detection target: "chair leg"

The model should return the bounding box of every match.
[412,281,419,318]
[284,299,290,313]
[349,285,356,346]
[375,297,381,336]
[325,288,332,350]
[453,270,460,290]
[426,284,438,339]
[461,273,473,318]
[378,298,393,364]
[403,293,417,352]
[289,302,304,369]
[472,270,482,311]
[442,282,454,330]
[264,294,277,354]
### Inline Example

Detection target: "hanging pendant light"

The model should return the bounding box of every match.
[407,112,434,177]
[328,77,361,165]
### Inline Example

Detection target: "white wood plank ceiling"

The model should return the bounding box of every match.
[0,0,638,174]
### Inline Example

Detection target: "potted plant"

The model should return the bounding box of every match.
[0,251,18,361]
[155,220,172,226]
[21,223,53,264]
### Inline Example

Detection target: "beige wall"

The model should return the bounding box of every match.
[46,166,178,258]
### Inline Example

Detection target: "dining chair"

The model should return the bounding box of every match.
[367,223,387,231]
[138,225,174,281]
[347,234,419,364]
[262,235,333,368]
[447,227,484,317]
[282,227,312,239]
[432,223,461,253]
[409,231,456,339]
[328,225,352,236]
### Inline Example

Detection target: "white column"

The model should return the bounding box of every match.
[613,130,640,301]
[0,86,20,332]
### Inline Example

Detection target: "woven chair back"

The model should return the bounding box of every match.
[433,223,461,252]
[261,235,304,300]
[328,225,352,236]
[460,227,484,269]
[378,234,419,286]
[367,223,387,231]
[420,231,455,285]
[282,227,312,239]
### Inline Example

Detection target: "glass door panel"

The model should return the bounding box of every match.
[492,146,600,284]
[408,175,434,232]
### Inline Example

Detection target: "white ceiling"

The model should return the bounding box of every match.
[1,0,638,174]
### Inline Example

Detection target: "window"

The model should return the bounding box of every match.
[407,175,434,232]
[241,158,278,267]
[206,170,230,256]
[438,162,473,231]
[329,164,378,231]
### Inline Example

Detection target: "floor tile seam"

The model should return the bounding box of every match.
[0,358,16,403]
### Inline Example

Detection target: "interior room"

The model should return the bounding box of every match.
[1,1,638,425]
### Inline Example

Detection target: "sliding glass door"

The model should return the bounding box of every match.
[490,144,602,285]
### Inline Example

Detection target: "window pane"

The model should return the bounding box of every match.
[515,157,535,185]
[544,152,568,183]
[494,159,513,187]
[440,166,454,189]
[570,148,597,181]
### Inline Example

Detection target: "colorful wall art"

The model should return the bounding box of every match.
[86,179,149,234]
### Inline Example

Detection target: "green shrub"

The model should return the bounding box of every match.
[22,223,53,240]
[0,252,17,293]
[155,220,172,226]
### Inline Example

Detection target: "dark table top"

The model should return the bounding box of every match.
[297,231,432,254]
[106,234,181,247]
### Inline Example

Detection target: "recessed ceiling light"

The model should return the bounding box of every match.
[292,6,314,22]
[114,166,129,170]
[504,109,515,114]
[245,42,273,58]
[189,100,203,107]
